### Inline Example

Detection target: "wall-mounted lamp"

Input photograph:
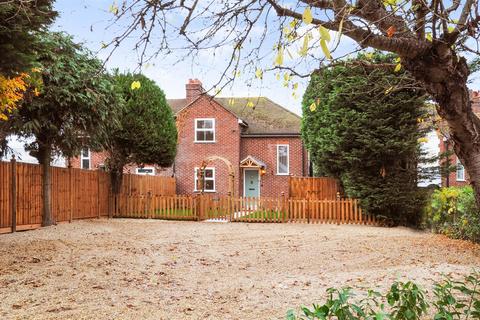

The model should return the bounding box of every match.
[260,167,267,176]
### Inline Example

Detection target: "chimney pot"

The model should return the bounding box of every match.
[186,78,204,103]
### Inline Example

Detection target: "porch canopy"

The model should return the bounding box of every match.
[240,155,266,169]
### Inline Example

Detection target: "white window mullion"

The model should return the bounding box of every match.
[194,167,216,192]
[276,144,289,175]
[195,118,215,143]
[456,158,465,181]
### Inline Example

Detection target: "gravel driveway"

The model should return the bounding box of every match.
[0,219,479,319]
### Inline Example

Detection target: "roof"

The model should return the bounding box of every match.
[240,155,267,168]
[167,96,301,135]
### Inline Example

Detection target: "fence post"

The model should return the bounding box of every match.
[147,191,152,219]
[281,192,286,223]
[11,155,17,233]
[307,198,310,224]
[97,171,101,219]
[68,164,73,223]
[228,192,233,222]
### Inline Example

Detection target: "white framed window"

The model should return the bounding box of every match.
[194,167,216,192]
[80,148,90,169]
[456,158,465,181]
[136,167,156,176]
[277,144,289,175]
[195,118,215,143]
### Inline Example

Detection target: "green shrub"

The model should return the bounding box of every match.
[287,271,480,320]
[424,186,480,242]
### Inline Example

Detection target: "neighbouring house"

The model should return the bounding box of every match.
[438,90,480,187]
[72,79,308,197]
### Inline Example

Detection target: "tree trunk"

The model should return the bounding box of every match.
[110,166,124,195]
[38,145,53,226]
[406,43,480,207]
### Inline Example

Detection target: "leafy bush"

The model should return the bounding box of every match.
[287,272,480,320]
[424,186,480,243]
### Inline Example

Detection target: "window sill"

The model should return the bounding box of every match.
[276,173,290,176]
[194,190,217,193]
[194,141,216,144]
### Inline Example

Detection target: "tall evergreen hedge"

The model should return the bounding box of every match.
[302,53,429,226]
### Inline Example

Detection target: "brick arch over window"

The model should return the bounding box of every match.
[198,156,235,196]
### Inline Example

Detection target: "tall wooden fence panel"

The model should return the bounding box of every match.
[289,177,341,199]
[16,163,43,228]
[0,160,176,234]
[0,161,12,232]
[120,173,176,196]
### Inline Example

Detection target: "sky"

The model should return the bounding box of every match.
[52,0,307,115]
[51,0,479,117]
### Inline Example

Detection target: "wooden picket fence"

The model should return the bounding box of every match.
[1,158,377,234]
[112,194,377,225]
[0,159,176,234]
[289,176,342,199]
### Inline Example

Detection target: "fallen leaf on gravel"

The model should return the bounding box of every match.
[12,304,22,309]
[31,257,40,263]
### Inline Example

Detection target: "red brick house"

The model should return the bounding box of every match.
[438,90,480,187]
[72,79,308,197]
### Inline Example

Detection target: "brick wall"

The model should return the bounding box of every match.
[174,95,241,196]
[240,136,306,197]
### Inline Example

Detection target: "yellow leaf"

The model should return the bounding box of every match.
[447,26,455,33]
[109,2,119,15]
[246,100,255,108]
[255,68,263,79]
[319,25,331,42]
[275,73,280,81]
[274,47,284,66]
[365,52,374,60]
[283,73,290,82]
[426,33,433,42]
[417,137,429,143]
[320,40,332,60]
[385,86,394,95]
[293,83,298,90]
[302,7,313,24]
[290,19,298,28]
[299,35,309,57]
[394,63,402,72]
[130,81,141,90]
[309,102,317,112]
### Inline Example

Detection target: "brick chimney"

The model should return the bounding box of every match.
[186,79,204,103]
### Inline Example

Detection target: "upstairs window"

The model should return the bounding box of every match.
[80,148,90,169]
[194,167,215,192]
[277,144,289,175]
[456,158,465,181]
[195,118,215,142]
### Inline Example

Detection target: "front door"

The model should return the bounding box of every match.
[244,169,260,198]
